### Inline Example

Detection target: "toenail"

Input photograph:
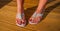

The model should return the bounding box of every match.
[29,19,32,21]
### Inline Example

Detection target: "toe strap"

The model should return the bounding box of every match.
[36,14,43,17]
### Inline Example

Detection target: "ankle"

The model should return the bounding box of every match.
[36,8,45,14]
[35,10,42,14]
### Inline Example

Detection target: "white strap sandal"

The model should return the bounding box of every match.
[29,13,43,24]
[16,13,26,27]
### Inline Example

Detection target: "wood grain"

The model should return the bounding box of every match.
[0,0,60,31]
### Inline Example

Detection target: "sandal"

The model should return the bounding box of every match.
[29,12,43,24]
[16,13,26,27]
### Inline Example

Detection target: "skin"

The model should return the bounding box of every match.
[17,0,24,14]
[17,0,47,14]
[16,0,48,25]
[36,0,47,13]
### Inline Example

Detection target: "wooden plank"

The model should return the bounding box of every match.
[0,0,60,31]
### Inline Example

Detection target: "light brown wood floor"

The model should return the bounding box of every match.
[0,0,60,31]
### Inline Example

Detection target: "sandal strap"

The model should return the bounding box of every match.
[36,14,43,17]
[32,12,37,18]
[16,13,24,19]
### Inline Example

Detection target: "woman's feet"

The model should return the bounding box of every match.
[16,11,44,27]
[16,13,26,27]
[28,11,43,24]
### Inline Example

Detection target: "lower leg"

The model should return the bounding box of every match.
[29,0,47,24]
[36,0,47,13]
[17,0,24,14]
[16,0,26,27]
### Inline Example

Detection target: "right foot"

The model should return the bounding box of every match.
[16,13,26,27]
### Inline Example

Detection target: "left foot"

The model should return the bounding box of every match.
[28,11,43,24]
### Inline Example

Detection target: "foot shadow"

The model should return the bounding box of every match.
[41,2,60,21]
[0,0,12,9]
[24,6,37,25]
[24,1,60,25]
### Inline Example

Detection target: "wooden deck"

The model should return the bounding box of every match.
[0,0,60,31]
